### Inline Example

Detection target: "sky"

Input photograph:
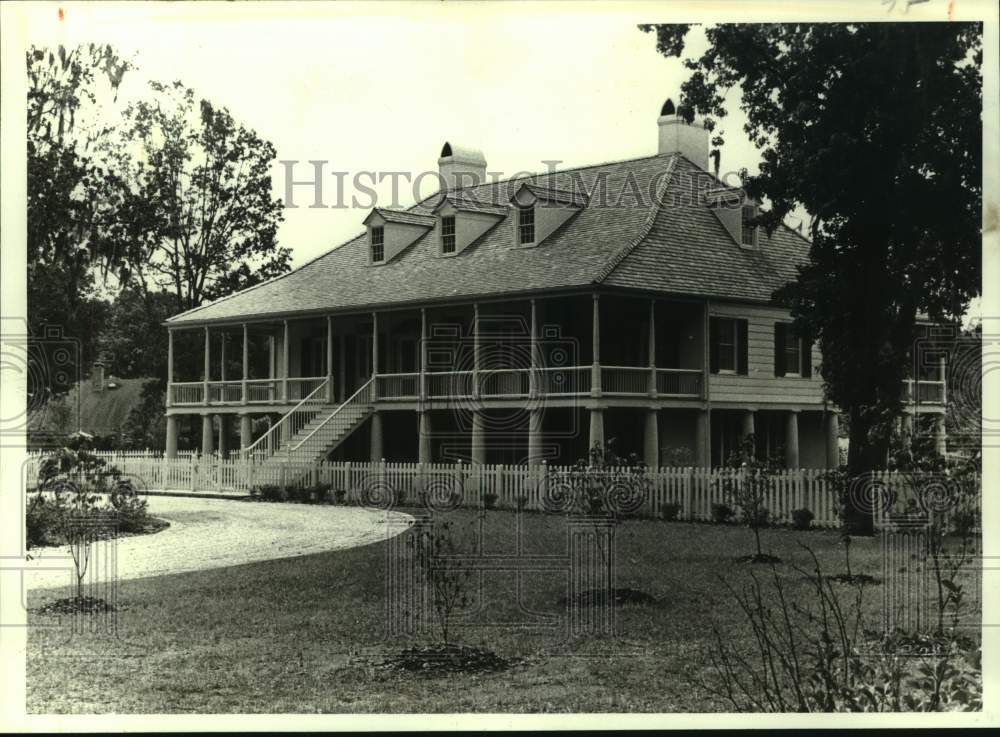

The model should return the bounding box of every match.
[22,2,769,268]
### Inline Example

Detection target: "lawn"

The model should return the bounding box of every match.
[26,507,972,713]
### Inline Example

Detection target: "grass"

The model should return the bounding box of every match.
[28,376,153,436]
[26,509,973,713]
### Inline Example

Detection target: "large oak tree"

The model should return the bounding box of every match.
[105,81,291,313]
[641,23,982,532]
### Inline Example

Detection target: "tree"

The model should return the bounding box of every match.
[27,44,131,379]
[105,81,291,312]
[641,23,982,533]
[97,288,174,379]
[120,379,168,450]
[723,435,781,563]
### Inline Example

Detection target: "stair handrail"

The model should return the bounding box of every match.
[243,377,329,462]
[291,377,374,452]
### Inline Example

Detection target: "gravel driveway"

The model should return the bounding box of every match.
[25,496,414,591]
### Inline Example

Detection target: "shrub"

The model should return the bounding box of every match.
[791,507,815,531]
[483,491,499,510]
[333,488,347,504]
[711,502,735,524]
[291,485,316,503]
[108,478,150,534]
[515,494,529,511]
[698,548,982,711]
[26,493,65,549]
[395,488,407,507]
[661,502,681,522]
[252,484,286,502]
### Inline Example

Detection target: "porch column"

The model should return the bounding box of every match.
[695,409,710,467]
[900,412,914,439]
[239,413,253,451]
[702,300,710,400]
[338,334,346,402]
[218,415,230,459]
[282,319,290,401]
[419,308,428,402]
[203,326,210,406]
[471,410,486,464]
[167,329,174,407]
[220,332,227,382]
[371,311,380,401]
[528,408,543,465]
[825,410,840,469]
[242,324,249,404]
[644,409,659,468]
[165,415,178,458]
[472,303,481,399]
[934,414,947,456]
[418,410,432,463]
[940,355,948,404]
[648,299,657,397]
[591,293,602,397]
[201,414,214,456]
[370,411,384,461]
[784,410,800,469]
[326,315,334,402]
[529,299,538,399]
[588,408,605,457]
[741,410,756,456]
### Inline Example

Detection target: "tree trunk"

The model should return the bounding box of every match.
[844,408,877,536]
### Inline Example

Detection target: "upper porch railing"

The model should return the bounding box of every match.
[170,376,330,407]
[172,366,705,406]
[902,379,946,405]
[373,366,704,401]
[170,370,943,408]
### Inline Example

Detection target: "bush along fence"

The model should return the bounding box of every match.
[23,451,978,530]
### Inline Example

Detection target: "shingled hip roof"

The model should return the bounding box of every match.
[166,153,811,325]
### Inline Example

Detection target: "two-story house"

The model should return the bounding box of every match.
[162,98,948,469]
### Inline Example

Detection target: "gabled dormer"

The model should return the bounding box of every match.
[432,194,507,257]
[704,187,760,250]
[362,208,436,265]
[508,182,588,248]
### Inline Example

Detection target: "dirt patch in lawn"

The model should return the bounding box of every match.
[560,587,661,608]
[829,573,881,585]
[34,596,116,616]
[735,552,783,564]
[381,644,515,676]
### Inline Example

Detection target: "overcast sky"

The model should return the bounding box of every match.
[23,2,772,268]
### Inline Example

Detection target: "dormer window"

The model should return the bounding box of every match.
[441,216,456,254]
[371,226,385,263]
[518,206,535,245]
[741,204,758,248]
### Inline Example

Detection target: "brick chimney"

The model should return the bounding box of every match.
[657,98,709,171]
[438,141,487,191]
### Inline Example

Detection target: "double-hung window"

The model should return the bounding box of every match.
[441,216,456,254]
[370,226,385,263]
[518,206,535,245]
[710,316,748,375]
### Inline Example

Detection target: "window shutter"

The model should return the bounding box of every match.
[709,317,719,374]
[774,323,786,377]
[737,320,749,375]
[801,331,813,378]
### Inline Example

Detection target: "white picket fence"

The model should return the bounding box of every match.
[23,450,975,530]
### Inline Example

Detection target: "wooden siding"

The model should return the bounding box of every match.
[708,303,824,405]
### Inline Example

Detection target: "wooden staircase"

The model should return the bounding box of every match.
[244,378,374,474]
